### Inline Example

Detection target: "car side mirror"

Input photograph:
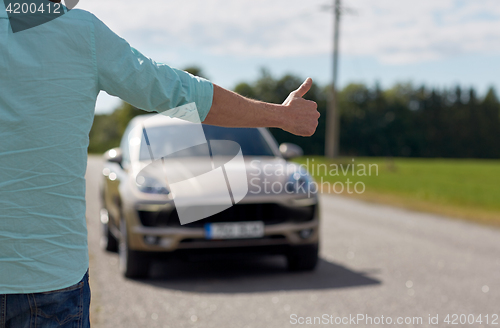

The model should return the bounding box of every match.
[279,143,303,159]
[104,148,123,165]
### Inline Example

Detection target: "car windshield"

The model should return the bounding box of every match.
[139,125,276,160]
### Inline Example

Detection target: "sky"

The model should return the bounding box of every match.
[75,0,500,114]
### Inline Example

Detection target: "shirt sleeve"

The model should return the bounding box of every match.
[91,15,213,121]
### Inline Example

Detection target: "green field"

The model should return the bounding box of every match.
[294,157,500,226]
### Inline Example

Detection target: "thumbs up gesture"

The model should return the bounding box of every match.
[281,78,320,137]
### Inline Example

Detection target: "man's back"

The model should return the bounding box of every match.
[0,6,95,294]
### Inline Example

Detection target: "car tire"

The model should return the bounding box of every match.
[119,219,150,278]
[101,219,119,253]
[286,244,319,272]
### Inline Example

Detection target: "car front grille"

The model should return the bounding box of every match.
[138,203,315,228]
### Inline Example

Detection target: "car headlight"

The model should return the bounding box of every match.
[285,170,315,194]
[135,174,170,195]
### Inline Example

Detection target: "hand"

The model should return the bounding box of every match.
[280,78,320,137]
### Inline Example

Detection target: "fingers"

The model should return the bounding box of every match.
[293,77,313,98]
[305,99,318,109]
[291,116,319,137]
[281,79,318,136]
[284,98,320,136]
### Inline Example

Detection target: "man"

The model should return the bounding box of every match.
[0,1,319,327]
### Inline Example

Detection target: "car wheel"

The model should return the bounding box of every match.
[119,218,150,278]
[286,244,319,272]
[101,215,118,253]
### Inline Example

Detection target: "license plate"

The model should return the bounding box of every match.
[205,221,265,239]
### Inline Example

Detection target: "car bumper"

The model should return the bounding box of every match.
[128,218,319,252]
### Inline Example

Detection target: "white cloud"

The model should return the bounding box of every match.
[78,0,500,65]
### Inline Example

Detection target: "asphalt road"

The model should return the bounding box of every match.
[85,156,500,328]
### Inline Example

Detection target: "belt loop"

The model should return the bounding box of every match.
[0,294,6,328]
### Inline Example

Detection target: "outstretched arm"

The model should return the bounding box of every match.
[92,13,318,136]
[203,78,320,137]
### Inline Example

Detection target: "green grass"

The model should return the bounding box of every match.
[294,157,500,226]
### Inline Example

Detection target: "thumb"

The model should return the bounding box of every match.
[293,78,313,98]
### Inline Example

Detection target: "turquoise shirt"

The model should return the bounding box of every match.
[0,3,213,294]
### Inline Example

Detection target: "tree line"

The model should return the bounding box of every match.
[89,68,500,158]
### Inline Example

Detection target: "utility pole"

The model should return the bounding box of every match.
[325,0,341,158]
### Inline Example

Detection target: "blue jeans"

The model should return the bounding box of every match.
[0,270,90,328]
